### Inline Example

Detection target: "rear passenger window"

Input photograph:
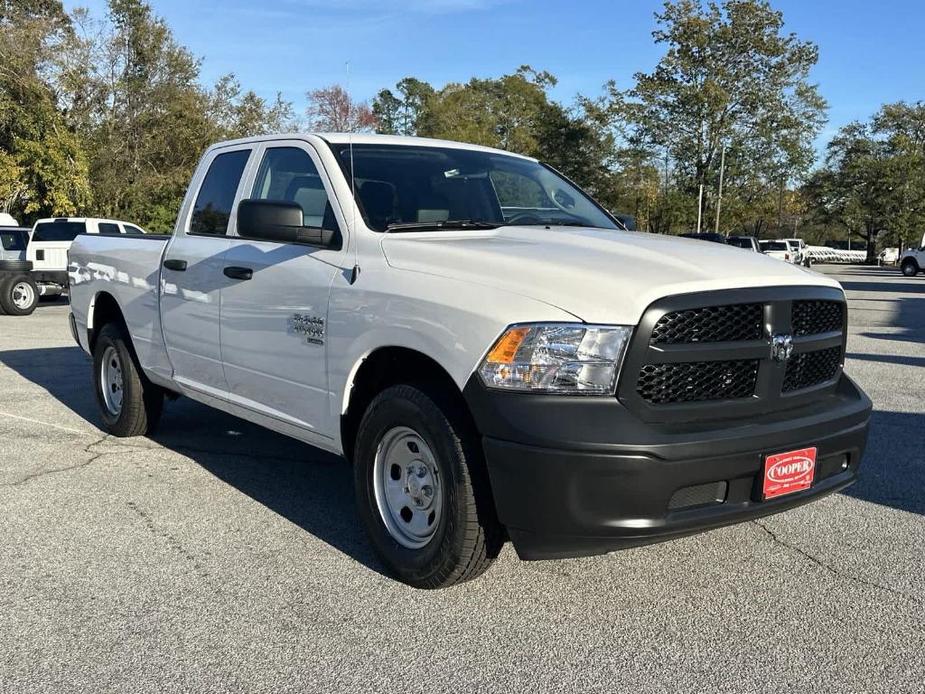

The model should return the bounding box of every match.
[251,147,335,230]
[98,223,121,235]
[190,150,250,236]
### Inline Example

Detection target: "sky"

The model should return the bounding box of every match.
[64,0,925,148]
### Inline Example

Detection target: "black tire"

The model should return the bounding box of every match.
[92,323,163,437]
[354,384,502,588]
[900,259,919,277]
[0,259,32,272]
[0,273,38,316]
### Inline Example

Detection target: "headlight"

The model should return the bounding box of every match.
[478,323,632,395]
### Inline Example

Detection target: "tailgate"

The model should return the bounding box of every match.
[28,242,72,271]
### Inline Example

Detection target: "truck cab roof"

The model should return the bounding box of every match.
[205,132,537,161]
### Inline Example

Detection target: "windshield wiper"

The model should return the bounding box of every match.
[384,220,500,233]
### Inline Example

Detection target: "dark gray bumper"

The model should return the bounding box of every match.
[464,374,872,560]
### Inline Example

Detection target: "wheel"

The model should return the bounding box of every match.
[92,323,163,436]
[0,273,38,315]
[353,384,502,588]
[900,259,919,277]
[0,259,32,272]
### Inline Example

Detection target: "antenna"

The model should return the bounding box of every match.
[346,60,360,285]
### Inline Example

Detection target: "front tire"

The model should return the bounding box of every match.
[92,323,163,436]
[0,273,38,316]
[354,384,501,588]
[901,259,919,277]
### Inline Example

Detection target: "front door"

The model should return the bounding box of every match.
[219,143,345,439]
[161,146,252,393]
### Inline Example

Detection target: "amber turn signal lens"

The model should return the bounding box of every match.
[486,326,530,364]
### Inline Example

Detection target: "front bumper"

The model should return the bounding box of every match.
[464,374,872,560]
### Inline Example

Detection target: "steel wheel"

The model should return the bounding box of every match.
[100,344,124,416]
[373,426,444,549]
[11,280,35,310]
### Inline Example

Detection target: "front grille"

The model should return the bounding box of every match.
[792,300,844,336]
[619,288,847,419]
[650,303,763,344]
[783,345,842,392]
[637,359,759,404]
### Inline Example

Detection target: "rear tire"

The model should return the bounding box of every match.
[353,384,501,588]
[92,323,163,436]
[901,259,919,277]
[0,273,38,316]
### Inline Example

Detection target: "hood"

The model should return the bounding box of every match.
[381,226,841,324]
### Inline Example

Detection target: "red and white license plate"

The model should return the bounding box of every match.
[763,447,817,500]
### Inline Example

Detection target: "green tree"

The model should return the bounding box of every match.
[595,0,826,233]
[805,103,925,261]
[208,74,296,139]
[0,0,91,219]
[373,77,435,136]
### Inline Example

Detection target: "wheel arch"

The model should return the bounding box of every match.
[340,346,478,463]
[87,290,128,353]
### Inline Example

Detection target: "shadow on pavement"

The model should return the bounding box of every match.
[843,410,925,517]
[0,345,385,578]
[846,352,925,368]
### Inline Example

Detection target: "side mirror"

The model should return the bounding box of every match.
[237,199,336,247]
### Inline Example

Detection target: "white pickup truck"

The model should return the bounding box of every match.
[68,134,872,588]
[900,235,925,276]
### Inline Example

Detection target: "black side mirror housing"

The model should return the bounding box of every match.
[237,199,336,247]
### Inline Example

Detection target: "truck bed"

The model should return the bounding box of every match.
[69,234,173,381]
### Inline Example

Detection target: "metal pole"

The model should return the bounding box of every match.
[696,183,703,233]
[714,143,726,235]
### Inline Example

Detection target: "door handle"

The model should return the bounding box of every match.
[223,266,253,281]
[163,258,187,271]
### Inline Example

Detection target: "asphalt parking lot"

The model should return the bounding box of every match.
[1,265,922,693]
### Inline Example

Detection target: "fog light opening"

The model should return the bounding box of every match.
[840,455,850,471]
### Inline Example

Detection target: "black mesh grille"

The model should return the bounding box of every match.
[650,303,763,344]
[792,300,844,336]
[637,359,759,404]
[783,346,842,392]
[668,481,728,510]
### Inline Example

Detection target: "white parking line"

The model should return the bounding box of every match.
[0,411,97,437]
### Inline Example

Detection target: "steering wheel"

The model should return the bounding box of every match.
[505,212,544,226]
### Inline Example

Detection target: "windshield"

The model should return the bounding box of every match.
[330,143,619,232]
[32,221,86,242]
[1,230,28,251]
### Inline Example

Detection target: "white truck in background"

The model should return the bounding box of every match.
[67,134,872,588]
[0,217,148,316]
[899,234,925,276]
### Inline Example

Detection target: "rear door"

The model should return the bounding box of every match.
[160,145,253,394]
[29,220,86,272]
[219,142,345,438]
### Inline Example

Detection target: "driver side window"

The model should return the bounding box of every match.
[251,147,338,231]
[490,169,552,217]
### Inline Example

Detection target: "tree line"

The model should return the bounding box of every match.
[3,0,923,259]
